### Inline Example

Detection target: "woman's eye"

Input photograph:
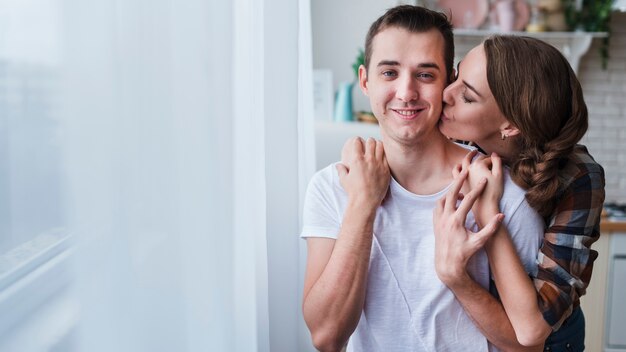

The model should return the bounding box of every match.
[462,94,474,104]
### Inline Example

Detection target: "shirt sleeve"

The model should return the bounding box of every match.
[300,165,343,239]
[497,168,545,276]
[501,197,544,276]
[533,166,606,331]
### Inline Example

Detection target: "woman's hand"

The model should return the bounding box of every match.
[336,137,390,210]
[434,168,504,285]
[455,151,505,228]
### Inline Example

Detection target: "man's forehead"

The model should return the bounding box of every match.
[370,27,446,66]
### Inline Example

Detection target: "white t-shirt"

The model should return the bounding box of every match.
[301,161,543,352]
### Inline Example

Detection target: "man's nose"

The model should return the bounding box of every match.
[395,76,418,102]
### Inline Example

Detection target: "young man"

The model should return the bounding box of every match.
[301,6,543,351]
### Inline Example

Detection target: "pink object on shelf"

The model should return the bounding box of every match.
[491,0,531,32]
[437,0,489,29]
[496,0,516,32]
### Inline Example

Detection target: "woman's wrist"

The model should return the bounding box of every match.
[474,203,501,227]
[440,269,472,290]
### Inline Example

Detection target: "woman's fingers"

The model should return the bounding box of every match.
[491,152,502,178]
[472,213,505,249]
[462,149,477,170]
[456,177,487,219]
[452,163,462,179]
[445,168,468,212]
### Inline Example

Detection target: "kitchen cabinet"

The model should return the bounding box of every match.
[582,221,626,352]
[606,234,626,351]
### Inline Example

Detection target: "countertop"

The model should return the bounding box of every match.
[601,219,626,232]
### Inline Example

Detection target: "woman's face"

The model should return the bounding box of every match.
[439,44,509,153]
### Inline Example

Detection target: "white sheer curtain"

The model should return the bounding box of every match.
[0,0,315,351]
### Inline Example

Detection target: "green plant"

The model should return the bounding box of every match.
[352,48,365,81]
[563,0,615,68]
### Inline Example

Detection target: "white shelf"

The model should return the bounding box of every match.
[452,30,608,74]
[454,29,608,38]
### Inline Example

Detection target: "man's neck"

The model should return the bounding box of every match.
[383,132,470,195]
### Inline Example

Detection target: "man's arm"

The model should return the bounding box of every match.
[302,138,389,352]
[303,204,376,352]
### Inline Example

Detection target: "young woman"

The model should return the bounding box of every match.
[436,35,605,351]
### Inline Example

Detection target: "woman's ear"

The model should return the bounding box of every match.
[358,65,368,96]
[500,123,521,138]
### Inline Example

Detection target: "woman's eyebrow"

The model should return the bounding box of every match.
[463,80,483,98]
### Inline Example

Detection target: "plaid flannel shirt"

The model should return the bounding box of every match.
[533,145,605,331]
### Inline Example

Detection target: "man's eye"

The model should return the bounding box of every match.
[417,73,435,80]
[382,71,396,77]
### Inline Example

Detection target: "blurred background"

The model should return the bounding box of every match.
[0,0,315,351]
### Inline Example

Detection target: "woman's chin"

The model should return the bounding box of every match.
[437,123,460,140]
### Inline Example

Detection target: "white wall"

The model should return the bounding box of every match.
[578,11,626,203]
[312,0,398,113]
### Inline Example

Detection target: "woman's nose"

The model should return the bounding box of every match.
[442,84,454,105]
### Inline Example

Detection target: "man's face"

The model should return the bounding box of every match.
[359,27,448,146]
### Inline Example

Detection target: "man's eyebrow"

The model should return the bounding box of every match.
[376,61,441,70]
[463,80,483,98]
[377,60,399,67]
[417,62,440,70]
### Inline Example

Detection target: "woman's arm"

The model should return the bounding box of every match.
[433,168,543,351]
[483,226,552,345]
[532,154,605,329]
[442,270,543,351]
[467,153,552,346]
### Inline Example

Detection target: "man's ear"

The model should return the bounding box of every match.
[358,64,368,96]
[448,67,457,84]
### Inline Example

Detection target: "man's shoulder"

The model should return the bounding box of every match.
[499,167,531,211]
[309,162,340,187]
[305,162,346,200]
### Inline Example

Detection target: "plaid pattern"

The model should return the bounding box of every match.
[533,145,605,331]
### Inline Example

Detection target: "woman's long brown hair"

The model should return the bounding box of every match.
[483,35,588,218]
